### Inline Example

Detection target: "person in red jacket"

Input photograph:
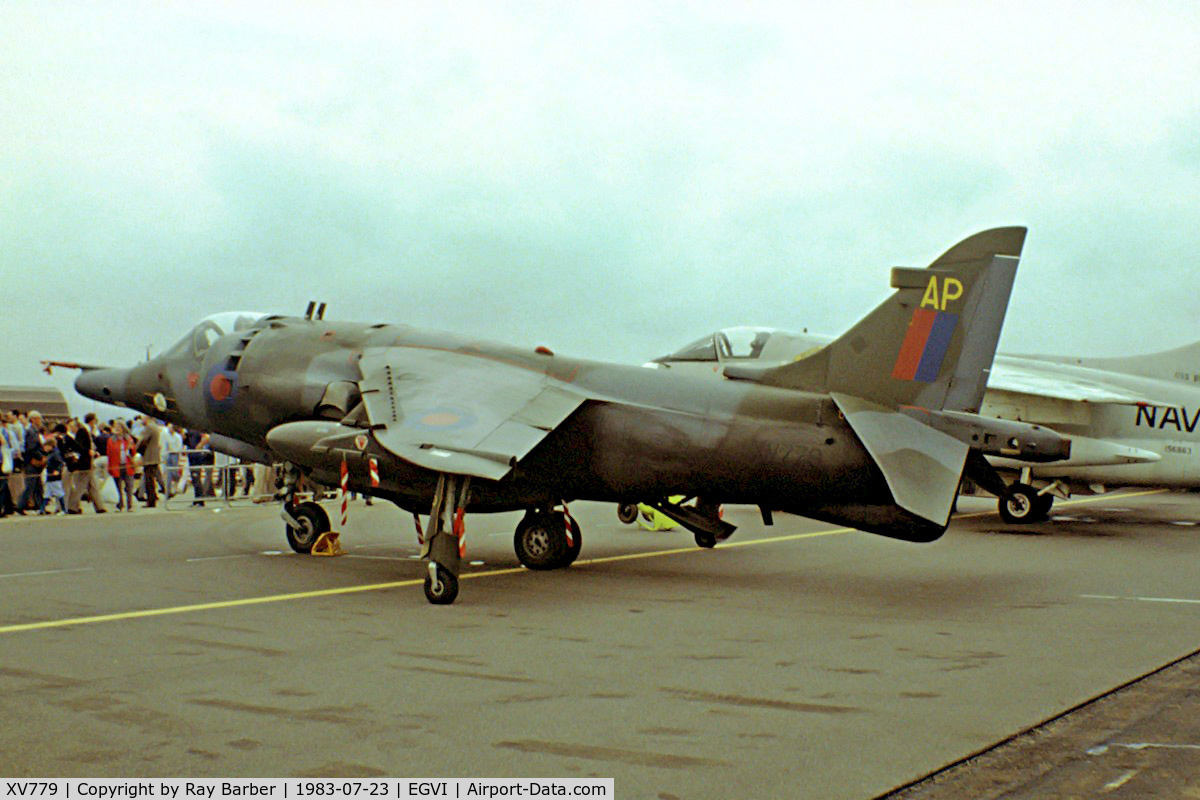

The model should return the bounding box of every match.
[106,421,137,512]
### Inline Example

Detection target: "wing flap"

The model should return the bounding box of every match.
[386,444,514,481]
[510,385,582,429]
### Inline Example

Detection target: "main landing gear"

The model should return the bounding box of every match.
[418,496,582,605]
[514,508,581,570]
[998,482,1054,524]
[282,466,586,605]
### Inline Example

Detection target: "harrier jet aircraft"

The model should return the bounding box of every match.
[67,227,1056,604]
[650,328,1196,523]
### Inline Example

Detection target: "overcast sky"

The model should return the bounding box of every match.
[4,1,1199,410]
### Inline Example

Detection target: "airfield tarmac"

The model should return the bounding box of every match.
[2,492,1199,798]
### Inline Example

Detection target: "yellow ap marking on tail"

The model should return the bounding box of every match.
[920,276,963,311]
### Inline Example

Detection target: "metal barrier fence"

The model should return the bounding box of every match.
[161,449,277,510]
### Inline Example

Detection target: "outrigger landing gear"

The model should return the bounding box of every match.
[645,496,735,548]
[420,473,471,605]
[514,506,581,570]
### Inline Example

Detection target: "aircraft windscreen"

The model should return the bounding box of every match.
[162,332,193,359]
[717,327,772,360]
[663,335,718,362]
[200,311,268,335]
[161,311,268,360]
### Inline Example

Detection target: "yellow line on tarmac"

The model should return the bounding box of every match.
[955,488,1169,519]
[0,528,854,635]
[0,489,1170,636]
[0,578,423,635]
[575,527,855,566]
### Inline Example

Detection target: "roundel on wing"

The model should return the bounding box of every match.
[204,365,238,410]
[407,406,477,432]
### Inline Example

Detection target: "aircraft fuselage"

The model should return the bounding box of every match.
[81,316,916,536]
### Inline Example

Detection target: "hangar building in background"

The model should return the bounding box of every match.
[0,386,71,422]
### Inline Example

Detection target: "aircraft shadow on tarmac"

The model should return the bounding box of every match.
[960,508,1200,538]
[546,557,1044,616]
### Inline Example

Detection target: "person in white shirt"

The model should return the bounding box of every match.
[0,413,14,516]
[6,412,26,508]
[165,424,185,495]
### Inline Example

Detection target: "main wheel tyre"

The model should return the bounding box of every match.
[286,502,330,553]
[998,484,1043,524]
[617,503,639,525]
[423,565,459,605]
[514,514,568,570]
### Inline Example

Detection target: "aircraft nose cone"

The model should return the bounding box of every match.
[75,368,131,406]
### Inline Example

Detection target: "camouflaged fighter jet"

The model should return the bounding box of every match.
[67,227,1046,604]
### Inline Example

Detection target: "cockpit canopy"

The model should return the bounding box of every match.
[659,327,774,362]
[162,311,269,360]
[652,327,830,366]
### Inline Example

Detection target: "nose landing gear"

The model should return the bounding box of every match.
[282,500,331,554]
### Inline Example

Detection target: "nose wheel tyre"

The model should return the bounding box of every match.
[617,503,638,525]
[424,564,459,605]
[285,501,330,553]
[998,483,1049,524]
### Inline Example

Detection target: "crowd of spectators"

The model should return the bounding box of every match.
[0,410,259,518]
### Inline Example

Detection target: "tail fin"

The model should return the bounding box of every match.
[759,227,1026,413]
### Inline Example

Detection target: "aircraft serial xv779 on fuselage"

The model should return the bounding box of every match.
[68,227,1067,604]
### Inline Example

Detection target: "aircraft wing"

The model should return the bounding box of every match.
[988,359,1175,406]
[358,346,587,480]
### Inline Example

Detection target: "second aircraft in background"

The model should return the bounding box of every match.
[649,326,1199,522]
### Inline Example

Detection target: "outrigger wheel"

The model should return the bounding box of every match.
[424,563,459,605]
[998,483,1051,524]
[514,511,580,570]
[285,501,330,553]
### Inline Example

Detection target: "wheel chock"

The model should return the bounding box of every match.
[311,531,344,557]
